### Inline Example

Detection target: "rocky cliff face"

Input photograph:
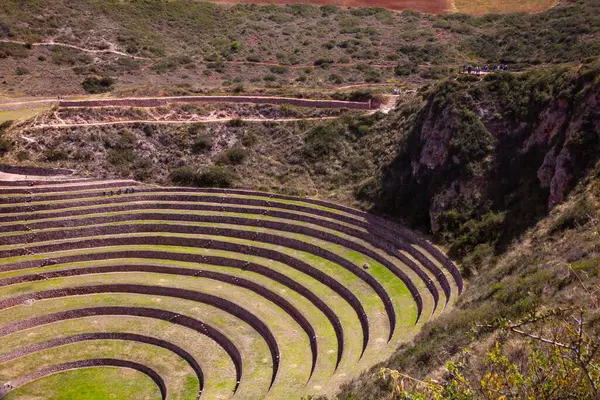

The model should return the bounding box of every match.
[378,61,600,252]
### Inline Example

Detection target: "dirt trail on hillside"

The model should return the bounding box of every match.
[0,39,152,60]
[23,116,342,131]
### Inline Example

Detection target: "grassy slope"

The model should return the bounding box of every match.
[338,171,600,399]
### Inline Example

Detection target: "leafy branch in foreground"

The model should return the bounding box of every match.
[380,301,600,399]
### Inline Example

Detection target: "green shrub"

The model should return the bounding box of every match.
[395,62,418,76]
[170,165,236,188]
[241,133,257,147]
[314,57,333,67]
[188,123,205,135]
[443,210,506,258]
[227,118,245,127]
[270,65,289,74]
[15,66,28,75]
[16,150,29,161]
[220,145,247,165]
[51,47,78,65]
[82,76,115,94]
[0,138,12,155]
[302,123,342,159]
[107,148,136,166]
[449,108,497,164]
[192,135,213,153]
[196,166,235,187]
[571,257,600,276]
[170,166,197,186]
[0,120,13,134]
[328,74,343,84]
[43,148,69,162]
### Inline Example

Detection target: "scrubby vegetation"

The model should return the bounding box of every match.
[2,0,600,95]
[170,165,236,188]
[82,76,115,94]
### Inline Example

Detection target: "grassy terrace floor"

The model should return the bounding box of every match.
[0,179,461,399]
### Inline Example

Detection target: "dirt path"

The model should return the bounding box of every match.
[0,39,152,60]
[22,116,342,131]
[0,39,398,70]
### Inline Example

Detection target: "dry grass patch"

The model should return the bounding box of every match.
[452,0,557,14]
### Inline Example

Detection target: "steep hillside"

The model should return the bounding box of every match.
[336,60,600,399]
[369,60,600,262]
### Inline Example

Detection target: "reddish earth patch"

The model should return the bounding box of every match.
[212,0,450,13]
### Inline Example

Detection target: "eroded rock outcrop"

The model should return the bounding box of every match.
[379,62,600,247]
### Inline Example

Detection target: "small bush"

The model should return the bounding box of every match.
[16,150,29,161]
[314,57,334,67]
[302,123,342,159]
[170,166,197,186]
[227,118,245,127]
[196,166,235,187]
[188,123,205,135]
[220,145,247,165]
[192,135,213,153]
[15,66,29,75]
[270,65,289,74]
[82,76,115,94]
[0,138,12,155]
[107,148,136,166]
[241,133,257,147]
[171,166,235,188]
[328,74,343,84]
[43,148,69,162]
[0,120,13,134]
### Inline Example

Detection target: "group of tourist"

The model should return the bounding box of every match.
[102,187,135,196]
[462,64,510,74]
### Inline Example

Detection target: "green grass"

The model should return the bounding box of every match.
[0,292,270,399]
[0,254,358,372]
[0,191,361,222]
[0,187,441,398]
[0,210,442,304]
[0,315,235,399]
[0,235,412,396]
[3,366,161,400]
[0,340,196,400]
